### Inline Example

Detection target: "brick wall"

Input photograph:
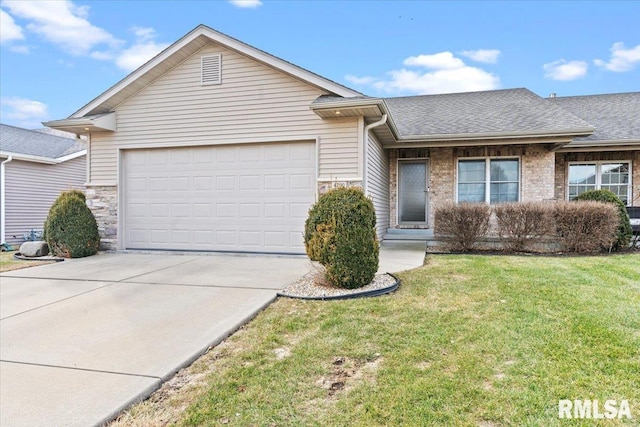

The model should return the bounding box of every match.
[520,145,556,201]
[85,185,118,251]
[389,144,558,228]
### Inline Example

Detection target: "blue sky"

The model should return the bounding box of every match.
[1,0,639,129]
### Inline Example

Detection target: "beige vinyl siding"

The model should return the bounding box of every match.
[366,132,390,239]
[89,42,359,183]
[2,156,85,245]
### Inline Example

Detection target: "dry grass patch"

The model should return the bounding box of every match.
[0,251,55,272]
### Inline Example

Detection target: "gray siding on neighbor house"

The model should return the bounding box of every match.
[89,41,360,184]
[366,132,390,239]
[2,156,85,246]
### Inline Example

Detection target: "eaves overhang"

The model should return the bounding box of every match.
[381,127,596,149]
[43,112,116,135]
[310,98,402,140]
[554,139,640,152]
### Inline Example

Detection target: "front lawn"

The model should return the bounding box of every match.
[113,254,640,426]
[0,251,54,272]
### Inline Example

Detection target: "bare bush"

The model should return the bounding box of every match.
[434,203,491,251]
[553,201,619,253]
[494,202,553,252]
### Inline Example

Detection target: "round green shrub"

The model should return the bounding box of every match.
[573,189,632,250]
[304,187,378,289]
[44,190,100,258]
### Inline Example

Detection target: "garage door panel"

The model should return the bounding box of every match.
[124,142,315,253]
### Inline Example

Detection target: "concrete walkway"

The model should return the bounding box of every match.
[0,243,425,427]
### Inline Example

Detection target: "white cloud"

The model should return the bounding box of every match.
[594,42,640,72]
[0,8,24,43]
[114,26,170,72]
[229,0,262,8]
[460,49,501,64]
[346,51,500,95]
[2,0,122,56]
[0,97,49,128]
[404,52,465,70]
[543,59,588,81]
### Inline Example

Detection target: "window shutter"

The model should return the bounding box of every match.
[201,54,221,85]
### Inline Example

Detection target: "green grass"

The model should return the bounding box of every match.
[123,254,640,426]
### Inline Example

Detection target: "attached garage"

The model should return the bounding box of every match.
[122,141,316,254]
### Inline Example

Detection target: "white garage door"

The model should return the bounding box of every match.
[123,142,316,254]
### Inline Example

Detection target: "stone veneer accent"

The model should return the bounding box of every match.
[554,151,640,204]
[85,185,118,251]
[389,144,559,229]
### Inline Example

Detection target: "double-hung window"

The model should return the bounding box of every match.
[568,162,631,204]
[458,158,519,204]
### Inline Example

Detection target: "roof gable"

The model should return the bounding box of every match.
[72,25,360,118]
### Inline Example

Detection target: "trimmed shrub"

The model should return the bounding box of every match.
[494,202,553,252]
[324,219,380,289]
[44,190,100,258]
[304,187,378,289]
[553,201,618,253]
[434,203,490,251]
[304,187,376,261]
[573,189,632,250]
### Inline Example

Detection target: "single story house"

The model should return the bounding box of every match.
[0,124,87,247]
[45,25,639,254]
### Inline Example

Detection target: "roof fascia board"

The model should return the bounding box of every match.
[555,140,640,152]
[310,98,384,110]
[56,150,87,163]
[0,150,85,164]
[1,151,56,164]
[395,128,595,143]
[73,25,359,118]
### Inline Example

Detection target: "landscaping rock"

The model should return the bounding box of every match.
[19,241,50,257]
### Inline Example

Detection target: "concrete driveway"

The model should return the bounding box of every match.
[0,252,310,427]
[0,242,425,427]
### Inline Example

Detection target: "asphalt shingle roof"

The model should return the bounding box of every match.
[0,124,86,159]
[548,92,640,142]
[383,88,594,138]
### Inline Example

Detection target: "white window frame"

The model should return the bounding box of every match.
[567,160,632,205]
[456,157,521,204]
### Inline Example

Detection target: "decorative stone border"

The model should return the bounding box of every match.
[278,273,400,301]
[13,253,65,262]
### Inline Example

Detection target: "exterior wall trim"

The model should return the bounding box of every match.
[396,157,431,228]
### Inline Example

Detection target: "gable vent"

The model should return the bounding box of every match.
[201,54,221,85]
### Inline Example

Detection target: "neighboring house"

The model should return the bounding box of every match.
[45,25,640,254]
[0,124,86,246]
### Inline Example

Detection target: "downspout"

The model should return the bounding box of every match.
[363,114,388,193]
[1,156,13,245]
